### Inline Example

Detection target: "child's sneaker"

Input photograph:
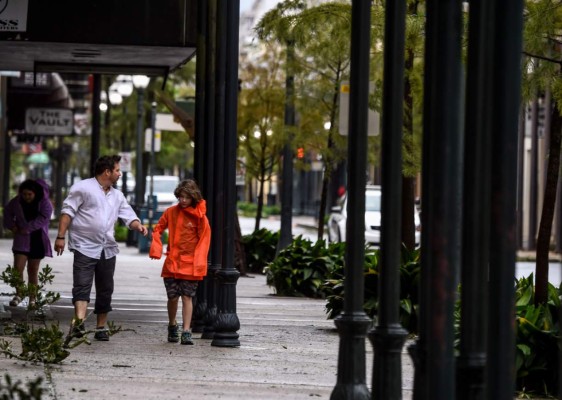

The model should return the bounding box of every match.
[181,330,193,345]
[168,324,180,343]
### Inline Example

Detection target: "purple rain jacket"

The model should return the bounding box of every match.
[2,179,53,257]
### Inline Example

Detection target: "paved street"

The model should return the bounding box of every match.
[0,215,560,399]
[0,216,395,399]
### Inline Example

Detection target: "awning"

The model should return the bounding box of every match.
[26,151,49,164]
[6,72,73,132]
[0,0,197,76]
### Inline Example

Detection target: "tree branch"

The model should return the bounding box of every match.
[523,51,562,66]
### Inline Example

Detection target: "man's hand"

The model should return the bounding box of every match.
[138,225,148,236]
[54,238,65,256]
[130,220,148,236]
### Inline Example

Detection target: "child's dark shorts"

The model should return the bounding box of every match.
[163,278,199,299]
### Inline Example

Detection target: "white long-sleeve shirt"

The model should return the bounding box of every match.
[61,177,139,259]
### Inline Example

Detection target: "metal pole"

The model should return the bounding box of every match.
[208,0,226,336]
[528,97,539,250]
[135,87,145,210]
[192,0,209,334]
[330,1,371,399]
[457,0,494,398]
[413,0,463,398]
[0,76,9,212]
[369,0,408,397]
[121,104,128,199]
[201,0,218,340]
[148,102,156,234]
[517,103,525,250]
[487,0,523,398]
[212,0,241,348]
[90,74,101,174]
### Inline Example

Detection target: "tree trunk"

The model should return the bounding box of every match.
[234,214,248,276]
[402,176,416,249]
[402,2,418,252]
[317,136,334,241]
[317,77,341,241]
[318,170,330,241]
[535,104,561,305]
[255,176,265,232]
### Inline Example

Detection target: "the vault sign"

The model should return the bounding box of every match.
[25,108,73,135]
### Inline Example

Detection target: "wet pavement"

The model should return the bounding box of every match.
[0,216,414,399]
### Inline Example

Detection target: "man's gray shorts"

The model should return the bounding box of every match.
[72,250,116,314]
[163,278,199,299]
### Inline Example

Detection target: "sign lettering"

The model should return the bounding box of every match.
[25,108,74,135]
[0,0,28,32]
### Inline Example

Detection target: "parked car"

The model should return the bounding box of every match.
[146,175,180,211]
[116,174,179,211]
[327,185,421,247]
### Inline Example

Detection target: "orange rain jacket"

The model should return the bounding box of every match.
[149,199,211,281]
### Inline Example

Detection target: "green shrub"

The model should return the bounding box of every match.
[265,237,345,298]
[0,374,43,399]
[114,224,168,244]
[114,224,128,242]
[513,274,560,396]
[0,264,68,363]
[242,228,279,274]
[322,245,377,318]
[237,201,281,218]
[322,245,421,332]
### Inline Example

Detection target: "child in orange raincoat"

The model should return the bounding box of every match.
[149,179,211,345]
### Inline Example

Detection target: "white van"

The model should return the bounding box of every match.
[146,175,180,211]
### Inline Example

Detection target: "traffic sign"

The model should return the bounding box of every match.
[120,152,132,172]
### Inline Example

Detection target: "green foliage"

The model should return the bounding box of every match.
[114,224,128,242]
[114,224,168,244]
[264,237,421,330]
[0,324,70,363]
[0,374,43,400]
[513,274,560,396]
[237,202,280,218]
[241,228,280,274]
[0,265,60,318]
[322,244,421,332]
[322,244,377,318]
[265,236,345,298]
[453,273,561,397]
[0,264,131,365]
[0,265,66,364]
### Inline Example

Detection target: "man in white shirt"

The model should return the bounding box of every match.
[54,155,148,342]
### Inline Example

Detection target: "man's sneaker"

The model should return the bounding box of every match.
[94,327,110,341]
[71,321,86,338]
[168,324,180,343]
[181,330,194,345]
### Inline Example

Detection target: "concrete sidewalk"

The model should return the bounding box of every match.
[0,234,415,399]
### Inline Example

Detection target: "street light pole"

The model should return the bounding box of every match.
[114,75,134,199]
[132,75,150,211]
[148,101,157,234]
[135,87,144,210]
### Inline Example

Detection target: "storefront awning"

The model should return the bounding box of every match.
[0,0,197,76]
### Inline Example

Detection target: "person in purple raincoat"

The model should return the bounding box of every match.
[2,179,53,307]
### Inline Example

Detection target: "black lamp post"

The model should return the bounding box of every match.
[369,0,409,397]
[113,75,134,198]
[148,101,157,234]
[331,0,372,398]
[132,75,150,210]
